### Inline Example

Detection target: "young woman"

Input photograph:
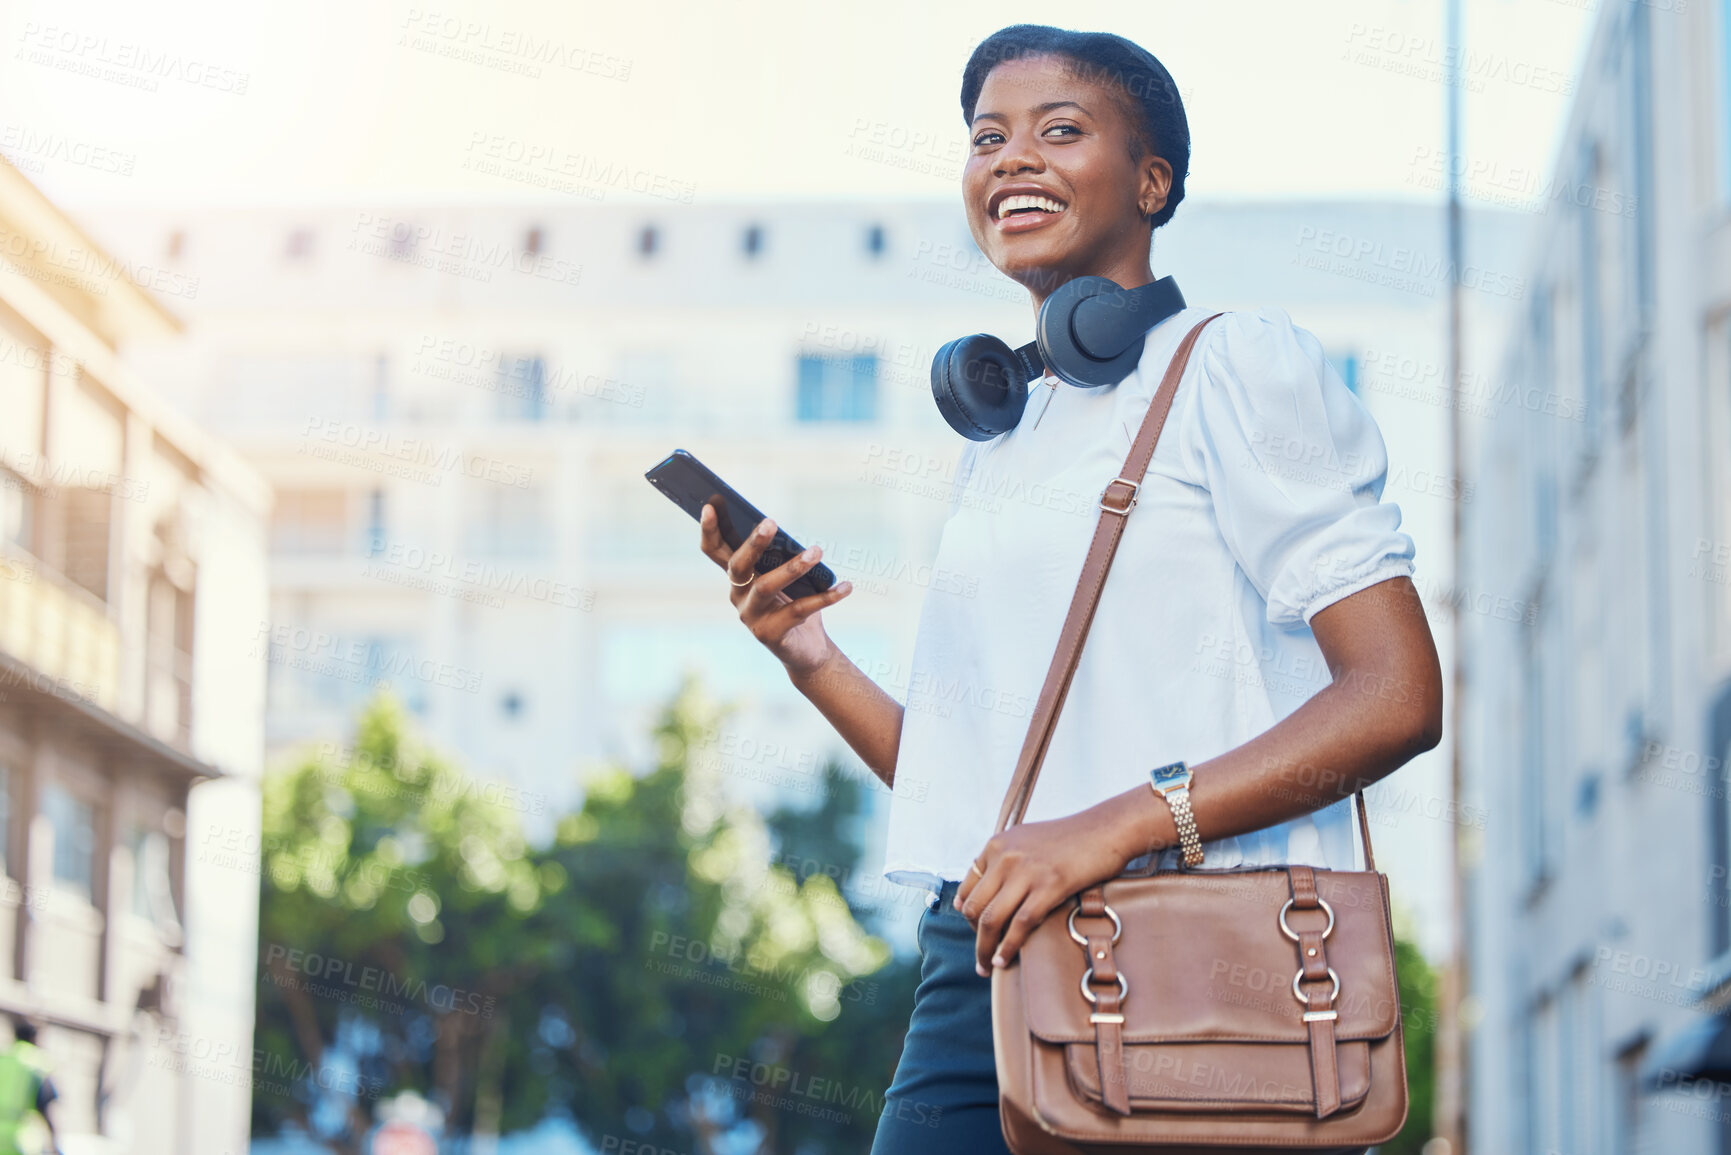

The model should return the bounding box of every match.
[697,25,1443,1154]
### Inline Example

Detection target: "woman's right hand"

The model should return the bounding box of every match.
[699,504,854,678]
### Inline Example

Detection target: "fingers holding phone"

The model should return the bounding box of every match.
[697,504,853,675]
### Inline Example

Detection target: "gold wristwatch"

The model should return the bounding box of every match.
[1149,761,1204,867]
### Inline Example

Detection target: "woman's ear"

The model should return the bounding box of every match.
[1139,157,1174,221]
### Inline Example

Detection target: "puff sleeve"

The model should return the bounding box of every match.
[1182,308,1415,627]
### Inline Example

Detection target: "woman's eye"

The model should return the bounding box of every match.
[1044,124,1080,138]
[972,131,1004,147]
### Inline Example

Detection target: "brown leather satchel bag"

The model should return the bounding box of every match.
[990,315,1409,1154]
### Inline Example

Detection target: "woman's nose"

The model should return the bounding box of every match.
[993,133,1045,178]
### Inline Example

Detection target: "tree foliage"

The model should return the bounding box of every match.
[252,679,920,1154]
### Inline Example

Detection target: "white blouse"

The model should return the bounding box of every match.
[880,305,1416,899]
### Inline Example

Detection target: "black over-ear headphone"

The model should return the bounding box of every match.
[930,275,1187,441]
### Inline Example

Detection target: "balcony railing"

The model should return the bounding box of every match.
[0,543,121,712]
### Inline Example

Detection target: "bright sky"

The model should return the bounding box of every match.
[0,0,1595,208]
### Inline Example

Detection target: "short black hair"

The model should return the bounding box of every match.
[960,25,1190,229]
[12,1018,36,1044]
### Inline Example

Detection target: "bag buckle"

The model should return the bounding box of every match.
[1098,478,1140,515]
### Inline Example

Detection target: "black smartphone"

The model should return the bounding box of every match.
[645,449,837,600]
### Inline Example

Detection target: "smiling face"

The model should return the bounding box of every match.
[962,53,1173,309]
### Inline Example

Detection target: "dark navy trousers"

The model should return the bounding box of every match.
[869,879,1015,1154]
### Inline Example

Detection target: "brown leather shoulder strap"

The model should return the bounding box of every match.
[990,312,1378,870]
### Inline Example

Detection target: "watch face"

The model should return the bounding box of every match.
[1151,762,1191,791]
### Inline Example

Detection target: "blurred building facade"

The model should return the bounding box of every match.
[1459,0,1731,1151]
[85,197,1523,953]
[0,159,269,1154]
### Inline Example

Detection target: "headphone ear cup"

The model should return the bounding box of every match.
[1037,275,1147,388]
[930,333,1031,441]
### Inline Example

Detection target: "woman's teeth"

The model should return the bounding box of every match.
[995,194,1065,220]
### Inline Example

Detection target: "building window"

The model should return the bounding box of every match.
[0,765,10,877]
[1579,141,1603,449]
[286,229,314,260]
[524,226,544,257]
[1521,632,1552,890]
[272,490,349,555]
[865,224,886,258]
[637,225,659,259]
[366,489,387,557]
[1626,1,1654,321]
[742,224,764,259]
[1722,0,1731,200]
[464,485,548,558]
[129,825,179,928]
[497,355,548,421]
[372,354,390,421]
[796,354,877,422]
[54,487,112,602]
[1613,1037,1647,1154]
[0,470,32,554]
[43,784,94,900]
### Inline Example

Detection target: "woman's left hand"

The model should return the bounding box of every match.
[953,804,1139,977]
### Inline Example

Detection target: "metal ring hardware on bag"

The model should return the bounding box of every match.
[1067,901,1122,946]
[1278,896,1336,942]
[1079,970,1129,1006]
[1293,967,1341,1009]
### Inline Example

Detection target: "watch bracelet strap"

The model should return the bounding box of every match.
[1159,783,1205,868]
[987,312,1380,875]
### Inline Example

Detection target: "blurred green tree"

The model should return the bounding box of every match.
[252,678,921,1154]
[1383,928,1439,1154]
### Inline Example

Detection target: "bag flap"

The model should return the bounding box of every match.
[1019,869,1400,1045]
